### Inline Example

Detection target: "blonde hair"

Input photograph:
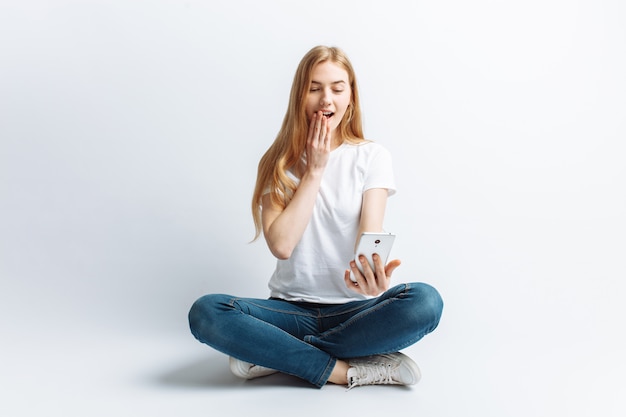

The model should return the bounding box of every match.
[251,45,366,241]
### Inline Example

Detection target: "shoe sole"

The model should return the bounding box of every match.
[392,352,421,385]
[229,357,277,379]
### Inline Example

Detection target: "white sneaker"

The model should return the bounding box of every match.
[347,352,421,389]
[229,356,278,380]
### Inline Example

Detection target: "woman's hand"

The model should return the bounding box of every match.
[344,254,402,296]
[305,111,332,172]
[260,111,331,259]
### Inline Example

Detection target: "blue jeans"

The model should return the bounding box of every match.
[188,282,443,388]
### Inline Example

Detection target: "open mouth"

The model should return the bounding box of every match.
[322,112,335,119]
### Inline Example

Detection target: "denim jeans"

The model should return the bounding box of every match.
[188,282,443,388]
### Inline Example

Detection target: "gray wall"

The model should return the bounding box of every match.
[1,0,624,349]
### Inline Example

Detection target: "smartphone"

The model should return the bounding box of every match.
[351,232,396,281]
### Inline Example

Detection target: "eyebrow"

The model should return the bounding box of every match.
[310,80,347,85]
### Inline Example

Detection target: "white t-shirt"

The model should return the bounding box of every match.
[267,141,396,303]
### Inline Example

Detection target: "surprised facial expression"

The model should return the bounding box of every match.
[305,61,352,136]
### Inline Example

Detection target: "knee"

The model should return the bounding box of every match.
[188,294,225,342]
[407,282,444,330]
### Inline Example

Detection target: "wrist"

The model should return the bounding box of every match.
[302,167,325,181]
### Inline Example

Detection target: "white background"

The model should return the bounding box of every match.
[1,0,625,416]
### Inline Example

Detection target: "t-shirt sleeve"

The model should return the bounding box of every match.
[363,145,396,196]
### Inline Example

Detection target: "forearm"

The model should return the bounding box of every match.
[263,169,323,259]
[354,188,389,250]
[263,111,332,259]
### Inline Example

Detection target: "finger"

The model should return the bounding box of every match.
[318,112,328,144]
[350,259,369,290]
[344,269,362,293]
[358,255,378,287]
[384,259,402,279]
[309,111,322,144]
[323,117,331,148]
[355,257,387,296]
[307,112,317,144]
[373,253,386,282]
[315,110,323,139]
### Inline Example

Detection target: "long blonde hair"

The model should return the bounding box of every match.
[251,45,366,241]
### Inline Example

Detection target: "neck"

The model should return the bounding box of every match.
[331,128,344,150]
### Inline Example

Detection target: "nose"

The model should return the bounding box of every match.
[320,89,332,107]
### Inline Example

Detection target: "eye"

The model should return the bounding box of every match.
[333,89,344,94]
[309,87,320,92]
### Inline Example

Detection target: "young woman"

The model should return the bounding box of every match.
[188,45,443,389]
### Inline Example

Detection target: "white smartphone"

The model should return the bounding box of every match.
[351,232,396,281]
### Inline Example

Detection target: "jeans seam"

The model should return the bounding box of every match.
[313,357,336,388]
[314,283,411,342]
[316,297,396,341]
[229,297,319,318]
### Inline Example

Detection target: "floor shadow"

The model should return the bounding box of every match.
[156,356,237,388]
[154,356,313,390]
